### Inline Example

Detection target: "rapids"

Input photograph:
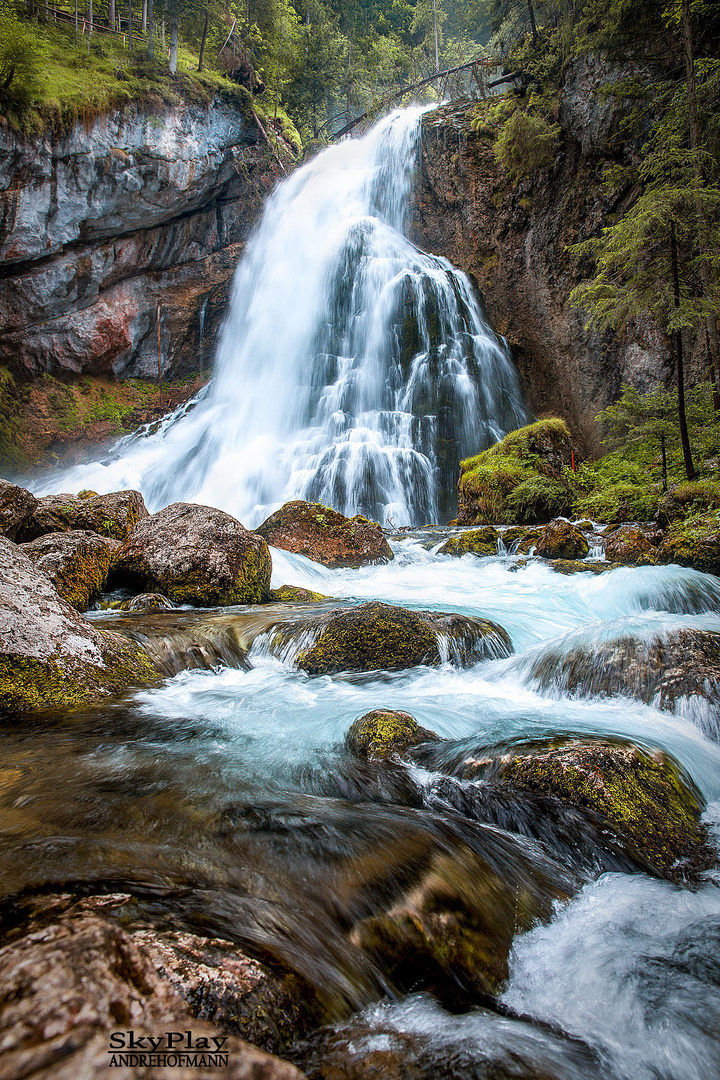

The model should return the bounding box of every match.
[2,539,720,1078]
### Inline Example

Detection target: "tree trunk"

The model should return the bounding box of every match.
[108,0,115,31]
[74,0,78,41]
[169,12,178,73]
[660,432,667,492]
[147,0,153,57]
[671,221,696,481]
[527,0,538,45]
[680,0,720,408]
[141,0,146,34]
[128,0,132,50]
[431,0,440,72]
[88,0,92,36]
[198,7,209,71]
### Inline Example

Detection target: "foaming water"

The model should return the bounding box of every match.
[31,108,525,526]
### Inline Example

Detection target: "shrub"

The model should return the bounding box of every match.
[0,14,41,121]
[494,109,560,180]
[504,476,571,524]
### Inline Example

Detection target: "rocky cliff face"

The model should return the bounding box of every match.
[0,99,287,381]
[413,60,688,457]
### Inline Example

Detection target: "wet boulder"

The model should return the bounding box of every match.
[263,601,512,674]
[464,737,715,881]
[269,585,330,602]
[534,521,589,560]
[0,536,159,712]
[0,478,38,540]
[20,529,119,611]
[603,525,658,566]
[112,502,271,606]
[549,559,610,575]
[109,609,252,677]
[346,710,439,760]
[437,526,499,556]
[18,488,149,542]
[657,511,720,577]
[255,501,393,568]
[0,894,309,1079]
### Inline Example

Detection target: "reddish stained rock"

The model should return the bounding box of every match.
[255,501,393,569]
[0,478,38,539]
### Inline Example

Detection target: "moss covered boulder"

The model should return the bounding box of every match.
[534,521,589,560]
[464,738,715,880]
[603,525,658,566]
[549,559,610,575]
[657,510,720,577]
[0,479,38,540]
[346,710,439,759]
[0,537,158,712]
[457,418,574,526]
[655,480,720,526]
[264,602,512,674]
[256,501,393,568]
[18,489,149,542]
[269,585,329,602]
[112,502,271,606]
[437,526,499,556]
[20,530,118,611]
[500,525,543,554]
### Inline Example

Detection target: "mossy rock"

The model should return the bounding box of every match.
[457,418,574,526]
[656,480,720,526]
[465,737,715,881]
[256,500,393,568]
[346,710,439,759]
[18,490,148,543]
[657,510,720,576]
[534,521,589,560]
[268,585,329,603]
[264,601,512,675]
[437,527,499,557]
[500,526,543,554]
[112,502,271,606]
[20,530,118,611]
[0,479,38,540]
[119,593,178,612]
[549,559,611,575]
[603,525,658,566]
[0,536,159,713]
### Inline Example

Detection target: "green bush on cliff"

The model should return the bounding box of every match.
[0,13,40,123]
[494,107,561,180]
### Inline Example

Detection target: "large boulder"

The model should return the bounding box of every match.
[0,536,158,712]
[534,520,589,560]
[463,737,715,881]
[255,501,393,568]
[0,478,38,539]
[346,710,439,760]
[657,510,720,577]
[20,529,119,611]
[18,489,149,542]
[603,524,658,566]
[263,601,512,674]
[0,895,308,1080]
[112,503,271,606]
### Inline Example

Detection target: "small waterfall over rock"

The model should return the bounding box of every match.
[37,107,525,526]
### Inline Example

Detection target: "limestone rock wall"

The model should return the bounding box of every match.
[0,100,285,380]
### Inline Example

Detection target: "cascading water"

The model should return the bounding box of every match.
[33,107,525,526]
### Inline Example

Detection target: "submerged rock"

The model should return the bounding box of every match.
[464,737,715,880]
[20,529,119,611]
[526,628,720,739]
[603,524,658,566]
[500,525,543,554]
[0,478,38,540]
[110,610,253,677]
[0,537,158,712]
[346,710,439,759]
[255,501,393,568]
[120,592,179,612]
[533,520,589,560]
[0,895,309,1079]
[18,489,149,542]
[437,526,499,556]
[269,585,330,602]
[263,601,512,674]
[112,502,271,606]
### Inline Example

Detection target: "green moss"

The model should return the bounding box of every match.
[268,585,329,602]
[437,527,499,557]
[0,638,158,714]
[346,709,439,759]
[659,509,720,576]
[505,476,571,524]
[297,604,439,675]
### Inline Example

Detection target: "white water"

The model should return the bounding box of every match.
[32,107,525,526]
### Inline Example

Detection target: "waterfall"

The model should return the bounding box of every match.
[35,106,526,527]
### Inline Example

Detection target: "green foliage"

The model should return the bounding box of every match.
[504,475,571,523]
[0,12,41,122]
[494,105,560,179]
